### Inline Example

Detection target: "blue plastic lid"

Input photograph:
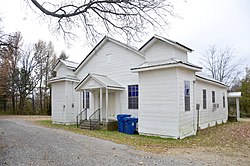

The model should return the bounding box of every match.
[123,117,138,122]
[117,114,131,120]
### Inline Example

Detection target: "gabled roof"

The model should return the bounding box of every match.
[131,58,202,72]
[195,72,227,87]
[75,73,124,91]
[74,36,144,73]
[53,59,79,71]
[139,35,193,53]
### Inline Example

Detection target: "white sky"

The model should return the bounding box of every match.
[0,0,250,74]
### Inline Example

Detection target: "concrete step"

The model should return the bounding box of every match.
[79,120,100,130]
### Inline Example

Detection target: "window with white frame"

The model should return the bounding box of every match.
[83,91,90,109]
[184,81,190,111]
[128,85,138,109]
[106,53,112,64]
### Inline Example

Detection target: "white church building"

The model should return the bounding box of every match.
[49,35,229,139]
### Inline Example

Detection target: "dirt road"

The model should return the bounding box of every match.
[0,116,249,165]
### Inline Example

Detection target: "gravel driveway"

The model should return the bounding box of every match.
[0,117,248,166]
[0,116,250,166]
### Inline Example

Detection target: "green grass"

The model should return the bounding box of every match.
[36,120,250,153]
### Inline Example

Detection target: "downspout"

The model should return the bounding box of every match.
[176,68,180,139]
[72,81,74,110]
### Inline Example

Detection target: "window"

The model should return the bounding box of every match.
[106,53,112,64]
[223,93,225,108]
[184,81,190,111]
[212,91,215,103]
[83,91,90,109]
[128,85,138,109]
[203,89,207,109]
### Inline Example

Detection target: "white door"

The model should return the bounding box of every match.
[108,92,116,119]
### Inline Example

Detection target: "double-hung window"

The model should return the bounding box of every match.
[203,89,207,109]
[212,91,215,103]
[128,85,138,109]
[184,81,190,111]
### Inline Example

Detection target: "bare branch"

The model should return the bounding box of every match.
[201,45,243,86]
[28,0,175,44]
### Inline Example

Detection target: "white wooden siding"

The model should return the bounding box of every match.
[76,41,145,117]
[51,81,65,123]
[56,64,75,77]
[174,48,188,62]
[64,81,80,124]
[143,40,188,62]
[138,68,180,138]
[51,81,80,124]
[177,68,196,138]
[195,79,228,129]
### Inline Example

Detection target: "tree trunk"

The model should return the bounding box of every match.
[32,90,35,114]
[12,92,16,114]
[19,94,25,114]
[39,69,43,114]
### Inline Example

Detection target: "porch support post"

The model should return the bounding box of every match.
[83,90,87,119]
[100,88,103,121]
[83,90,87,109]
[236,97,240,121]
[80,91,83,113]
[106,88,108,122]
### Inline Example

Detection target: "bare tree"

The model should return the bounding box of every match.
[0,28,57,114]
[201,45,242,86]
[33,40,56,114]
[0,18,19,48]
[33,40,47,113]
[18,47,40,114]
[28,0,174,43]
[0,17,8,47]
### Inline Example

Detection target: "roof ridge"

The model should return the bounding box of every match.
[61,59,79,64]
[105,36,138,51]
[139,35,193,52]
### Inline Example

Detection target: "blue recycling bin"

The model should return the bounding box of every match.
[117,114,131,133]
[123,117,138,134]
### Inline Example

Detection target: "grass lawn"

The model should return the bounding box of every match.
[35,119,250,153]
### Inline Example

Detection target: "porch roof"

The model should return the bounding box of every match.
[228,92,242,98]
[75,73,124,91]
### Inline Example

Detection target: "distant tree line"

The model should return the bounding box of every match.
[0,26,60,115]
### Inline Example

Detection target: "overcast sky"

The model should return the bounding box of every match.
[1,0,249,74]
